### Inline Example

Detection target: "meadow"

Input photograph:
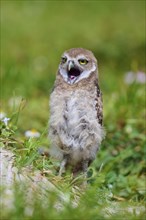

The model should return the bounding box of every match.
[0,1,145,219]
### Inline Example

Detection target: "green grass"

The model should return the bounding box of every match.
[0,1,145,219]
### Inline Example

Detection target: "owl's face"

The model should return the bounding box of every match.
[58,48,97,84]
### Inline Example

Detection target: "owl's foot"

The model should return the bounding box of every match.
[82,159,89,173]
[81,160,90,187]
[58,155,69,176]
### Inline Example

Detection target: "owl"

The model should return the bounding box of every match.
[49,48,105,176]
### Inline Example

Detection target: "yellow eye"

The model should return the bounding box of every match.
[78,59,88,65]
[61,57,67,63]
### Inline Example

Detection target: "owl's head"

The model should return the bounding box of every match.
[58,48,97,84]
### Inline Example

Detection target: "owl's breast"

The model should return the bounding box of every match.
[49,87,104,164]
[65,90,97,127]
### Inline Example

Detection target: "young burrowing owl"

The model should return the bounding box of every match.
[49,48,105,176]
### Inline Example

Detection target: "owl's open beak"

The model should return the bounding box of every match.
[67,60,81,83]
[68,61,75,72]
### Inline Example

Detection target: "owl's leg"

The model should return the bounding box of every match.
[58,155,68,176]
[81,160,89,187]
[82,160,89,175]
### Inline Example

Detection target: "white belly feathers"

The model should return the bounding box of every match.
[49,89,104,165]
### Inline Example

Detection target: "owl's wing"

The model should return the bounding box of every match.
[95,81,103,126]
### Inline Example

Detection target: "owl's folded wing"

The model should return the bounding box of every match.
[94,80,103,126]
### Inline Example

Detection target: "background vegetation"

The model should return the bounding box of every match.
[0,0,145,219]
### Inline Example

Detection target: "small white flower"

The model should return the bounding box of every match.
[108,184,113,189]
[124,71,135,84]
[0,112,6,120]
[25,129,40,138]
[124,71,146,84]
[136,71,146,84]
[2,117,10,126]
[108,192,113,198]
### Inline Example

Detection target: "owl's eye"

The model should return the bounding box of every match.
[78,59,88,65]
[61,57,67,63]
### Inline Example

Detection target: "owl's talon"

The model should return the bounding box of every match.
[58,155,68,176]
[82,160,89,173]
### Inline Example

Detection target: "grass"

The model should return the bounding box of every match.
[0,1,145,219]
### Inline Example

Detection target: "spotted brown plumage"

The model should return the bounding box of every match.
[94,80,103,126]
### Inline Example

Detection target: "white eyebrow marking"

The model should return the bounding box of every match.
[63,54,71,60]
[76,55,88,60]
